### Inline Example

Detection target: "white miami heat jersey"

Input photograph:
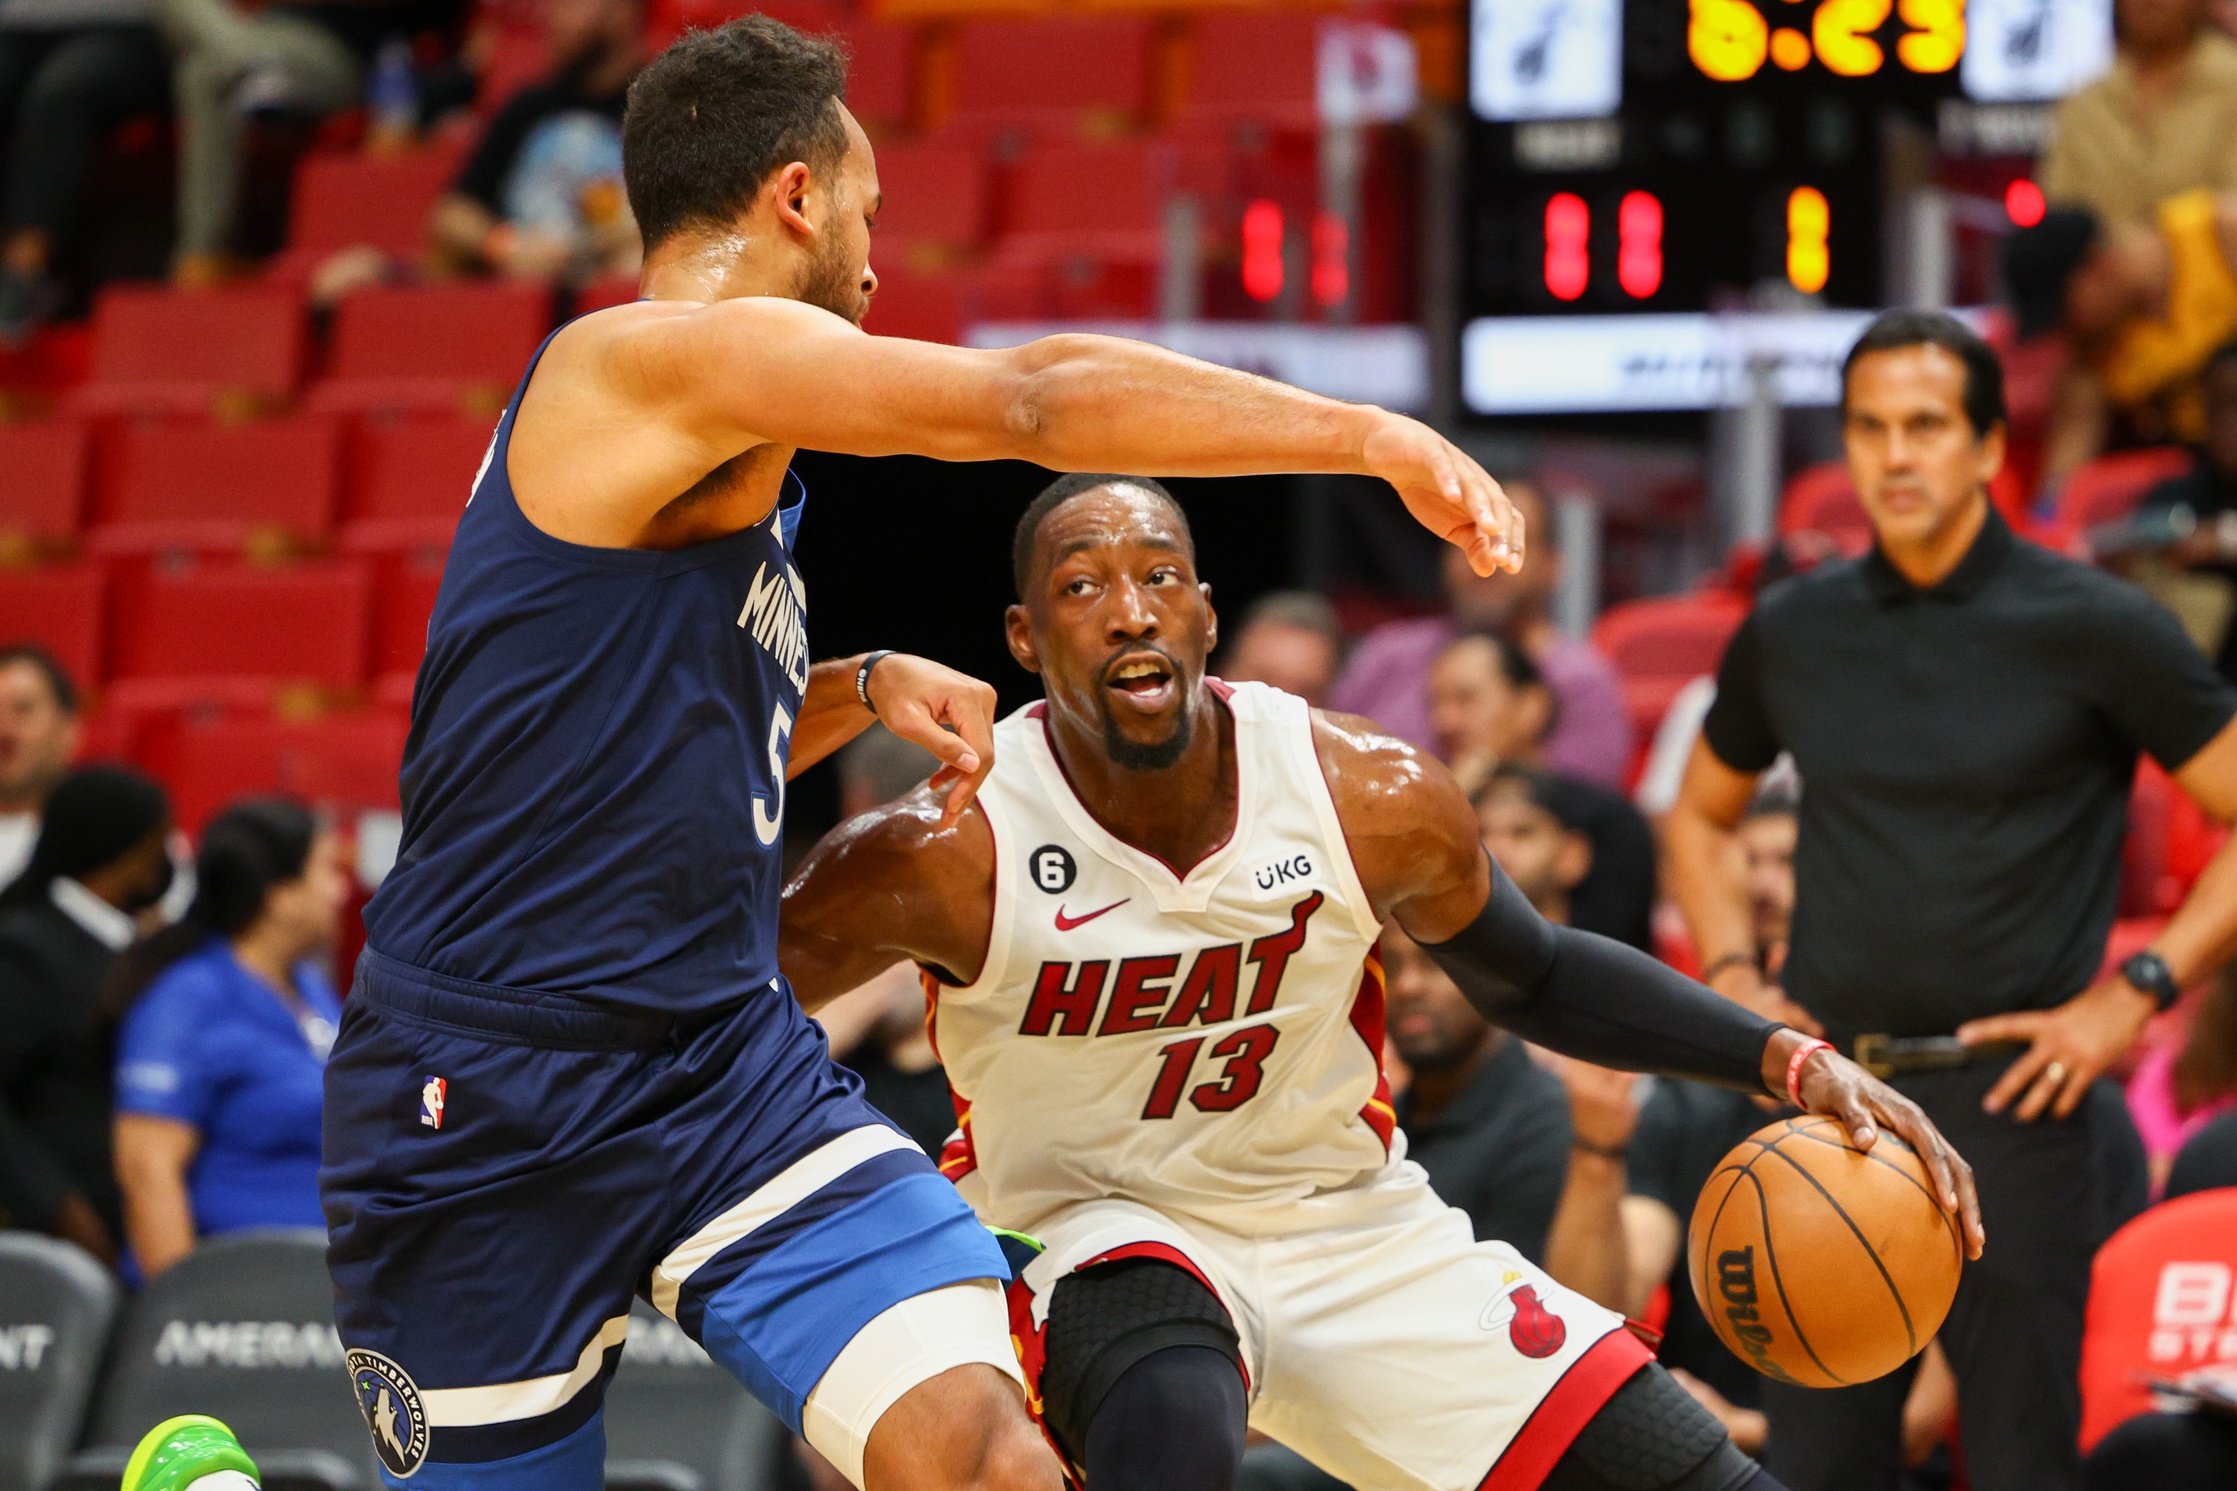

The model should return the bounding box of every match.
[928,681,1399,1237]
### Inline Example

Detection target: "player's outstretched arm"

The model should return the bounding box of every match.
[619,299,1522,578]
[778,784,996,1012]
[788,653,998,824]
[1314,712,1985,1257]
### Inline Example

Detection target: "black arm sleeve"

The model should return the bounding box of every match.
[1419,856,1779,1093]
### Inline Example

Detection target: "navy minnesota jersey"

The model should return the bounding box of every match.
[364,329,810,1015]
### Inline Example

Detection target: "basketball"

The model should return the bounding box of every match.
[1688,1116,1964,1389]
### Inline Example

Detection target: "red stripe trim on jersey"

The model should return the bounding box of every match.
[1475,1326,1655,1491]
[1076,1243,1252,1392]
[921,969,982,1181]
[1345,947,1397,1151]
[1002,1273,1084,1488]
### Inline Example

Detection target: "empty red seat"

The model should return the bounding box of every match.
[872,142,988,254]
[268,145,467,281]
[141,713,407,833]
[90,415,340,557]
[2057,447,2193,536]
[1778,461,1870,547]
[950,17,1152,132]
[999,141,1166,261]
[107,561,370,710]
[866,263,965,345]
[342,412,494,553]
[70,284,307,416]
[2079,1189,2237,1451]
[309,283,551,414]
[371,553,446,693]
[0,421,88,557]
[842,20,914,129]
[0,563,103,684]
[1591,590,1750,740]
[1181,12,1319,130]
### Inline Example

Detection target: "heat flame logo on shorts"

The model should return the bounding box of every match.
[1478,1269,1568,1359]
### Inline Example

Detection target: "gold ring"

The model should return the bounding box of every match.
[2044,1061,2068,1085]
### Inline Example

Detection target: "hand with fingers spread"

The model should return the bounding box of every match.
[863,654,999,826]
[1766,1030,1986,1261]
[1955,976,2156,1123]
[1361,413,1522,578]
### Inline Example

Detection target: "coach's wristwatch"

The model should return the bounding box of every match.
[2119,949,2183,1011]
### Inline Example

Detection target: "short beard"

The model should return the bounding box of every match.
[1102,698,1193,773]
[794,226,864,325]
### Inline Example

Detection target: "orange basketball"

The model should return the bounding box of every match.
[1688,1115,1963,1389]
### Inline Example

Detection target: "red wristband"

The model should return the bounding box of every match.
[1785,1037,1834,1109]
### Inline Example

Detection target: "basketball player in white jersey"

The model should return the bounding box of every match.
[781,477,1985,1491]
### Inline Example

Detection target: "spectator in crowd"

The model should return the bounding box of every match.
[155,0,464,281]
[1425,629,1553,796]
[0,643,79,886]
[2008,191,2237,493]
[1459,707,1655,952]
[110,798,345,1276]
[2131,964,2237,1185]
[1382,923,1570,1266]
[836,721,936,820]
[1667,310,2233,1491]
[0,765,169,1265]
[1217,590,1343,706]
[0,0,168,343]
[1328,480,1632,786]
[1735,778,1799,983]
[2038,0,2237,229]
[2117,337,2237,682]
[425,0,642,286]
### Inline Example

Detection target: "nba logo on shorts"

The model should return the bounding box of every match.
[420,1077,446,1130]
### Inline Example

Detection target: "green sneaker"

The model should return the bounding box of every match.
[119,1415,259,1491]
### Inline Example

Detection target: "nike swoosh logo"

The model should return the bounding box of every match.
[1054,899,1129,932]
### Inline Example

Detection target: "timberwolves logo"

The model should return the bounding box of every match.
[347,1348,429,1477]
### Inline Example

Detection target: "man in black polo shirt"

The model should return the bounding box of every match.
[1668,310,2237,1491]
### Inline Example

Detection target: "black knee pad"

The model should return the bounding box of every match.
[1039,1258,1243,1458]
[1542,1364,1758,1491]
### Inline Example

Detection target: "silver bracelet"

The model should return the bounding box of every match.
[855,651,896,714]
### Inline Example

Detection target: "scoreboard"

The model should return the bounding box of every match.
[1464,0,2111,333]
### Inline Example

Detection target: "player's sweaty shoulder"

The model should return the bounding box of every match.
[786,783,996,952]
[1309,708,1482,917]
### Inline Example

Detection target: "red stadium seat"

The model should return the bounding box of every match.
[265,145,467,283]
[309,283,551,414]
[1180,12,1320,131]
[106,561,370,710]
[341,412,493,553]
[2079,1189,2237,1452]
[873,142,989,254]
[2056,447,2193,537]
[949,17,1152,133]
[865,263,965,345]
[644,0,839,52]
[0,563,103,685]
[2124,758,2229,918]
[70,284,307,415]
[0,421,88,557]
[998,141,1166,260]
[89,415,340,557]
[1591,590,1750,741]
[1777,461,1871,551]
[371,553,446,694]
[840,20,913,130]
[139,713,407,833]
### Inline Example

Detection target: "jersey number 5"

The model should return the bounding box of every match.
[1141,1023,1280,1119]
[754,704,794,846]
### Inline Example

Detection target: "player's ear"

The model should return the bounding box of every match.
[771,161,815,236]
[1201,587,1217,656]
[1005,604,1043,674]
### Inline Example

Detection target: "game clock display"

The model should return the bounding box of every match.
[1466,0,2110,318]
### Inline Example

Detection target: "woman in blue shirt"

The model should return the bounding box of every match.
[110,798,347,1276]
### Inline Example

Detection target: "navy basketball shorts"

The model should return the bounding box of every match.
[321,952,1018,1491]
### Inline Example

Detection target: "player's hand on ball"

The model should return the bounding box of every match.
[1774,1034,1985,1260]
[864,654,998,827]
[1361,413,1521,578]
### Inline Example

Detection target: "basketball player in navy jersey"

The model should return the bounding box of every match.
[316,16,1523,1491]
[779,478,1986,1491]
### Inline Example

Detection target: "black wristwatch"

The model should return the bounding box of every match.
[2120,949,2183,1011]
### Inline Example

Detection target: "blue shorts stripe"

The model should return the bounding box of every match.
[688,1172,1008,1431]
[674,1146,929,1330]
[380,1408,606,1490]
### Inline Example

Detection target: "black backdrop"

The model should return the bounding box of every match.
[783,452,1298,843]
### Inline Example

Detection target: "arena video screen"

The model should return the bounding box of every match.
[1462,0,2111,414]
